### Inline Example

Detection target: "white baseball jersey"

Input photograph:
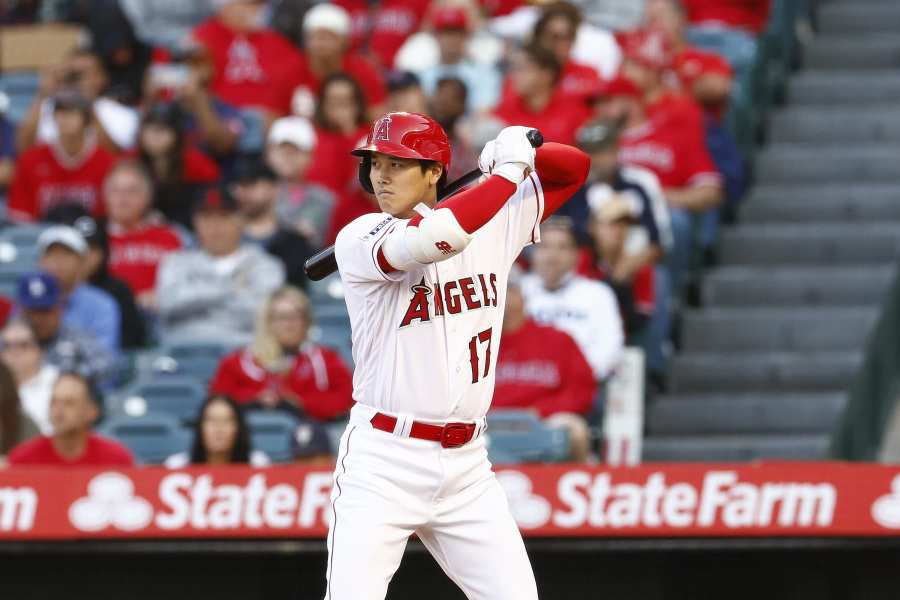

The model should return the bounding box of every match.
[334,174,545,421]
[520,272,624,379]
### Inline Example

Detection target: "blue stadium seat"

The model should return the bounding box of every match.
[97,413,191,465]
[111,376,207,424]
[165,339,237,361]
[246,411,300,463]
[485,411,570,464]
[147,353,222,383]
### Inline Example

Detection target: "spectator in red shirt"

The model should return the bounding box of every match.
[266,116,337,248]
[103,160,183,309]
[292,4,387,120]
[7,372,134,467]
[646,0,734,122]
[136,102,221,228]
[681,0,771,34]
[580,192,655,337]
[493,270,595,461]
[493,44,592,145]
[190,0,305,117]
[334,0,430,68]
[311,73,371,196]
[8,89,117,223]
[532,1,601,104]
[210,286,354,422]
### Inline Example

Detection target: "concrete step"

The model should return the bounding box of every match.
[805,34,900,70]
[702,266,895,307]
[789,71,900,105]
[646,392,847,435]
[719,224,900,266]
[756,143,900,183]
[668,351,862,393]
[819,3,900,34]
[742,194,900,224]
[770,106,900,142]
[681,308,878,352]
[641,434,831,462]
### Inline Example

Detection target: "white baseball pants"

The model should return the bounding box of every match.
[323,404,539,600]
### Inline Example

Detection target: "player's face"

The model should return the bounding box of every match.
[369,153,442,218]
[201,399,239,459]
[532,227,578,287]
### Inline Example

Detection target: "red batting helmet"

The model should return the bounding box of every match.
[351,112,452,193]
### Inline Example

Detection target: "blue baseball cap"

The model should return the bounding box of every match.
[17,272,62,310]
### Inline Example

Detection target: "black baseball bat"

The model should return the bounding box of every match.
[304,129,544,281]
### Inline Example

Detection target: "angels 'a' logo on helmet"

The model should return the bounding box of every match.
[373,116,392,141]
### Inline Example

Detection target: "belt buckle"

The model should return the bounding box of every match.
[440,423,470,449]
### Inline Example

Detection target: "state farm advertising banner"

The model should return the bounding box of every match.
[1,463,900,540]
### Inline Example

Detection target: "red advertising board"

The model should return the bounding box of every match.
[1,463,899,540]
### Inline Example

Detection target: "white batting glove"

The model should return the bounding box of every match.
[478,140,497,176]
[492,126,536,185]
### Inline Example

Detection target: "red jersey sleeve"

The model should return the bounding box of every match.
[295,347,354,421]
[7,150,38,222]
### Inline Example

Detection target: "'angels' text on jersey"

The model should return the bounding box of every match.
[399,274,499,328]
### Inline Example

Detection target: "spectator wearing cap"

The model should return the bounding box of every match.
[16,272,115,388]
[334,0,430,69]
[291,3,387,120]
[493,44,592,145]
[580,193,656,337]
[231,157,315,289]
[190,0,306,117]
[493,269,596,461]
[531,1,601,104]
[165,394,270,468]
[1,319,59,435]
[265,116,337,248]
[103,160,183,310]
[135,102,221,229]
[310,73,371,195]
[8,89,118,223]
[595,73,720,293]
[156,186,285,343]
[7,372,134,467]
[16,48,140,153]
[49,207,148,351]
[209,286,353,422]
[413,5,502,113]
[385,71,428,115]
[37,226,121,356]
[521,218,624,382]
[429,77,478,182]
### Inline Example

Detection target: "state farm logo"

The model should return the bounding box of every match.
[69,473,153,532]
[497,471,551,529]
[871,474,900,529]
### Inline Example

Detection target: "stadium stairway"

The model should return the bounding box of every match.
[643,0,900,461]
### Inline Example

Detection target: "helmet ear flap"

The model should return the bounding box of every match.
[358,154,374,194]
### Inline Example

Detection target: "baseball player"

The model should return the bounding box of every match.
[326,111,589,599]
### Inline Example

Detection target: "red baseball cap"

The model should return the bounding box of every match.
[433,6,469,31]
[619,28,673,71]
[592,75,642,101]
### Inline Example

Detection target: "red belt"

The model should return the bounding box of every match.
[370,412,478,448]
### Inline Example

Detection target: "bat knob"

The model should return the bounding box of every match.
[526,129,544,148]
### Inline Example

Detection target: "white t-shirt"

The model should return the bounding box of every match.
[521,272,624,380]
[19,364,60,435]
[334,174,545,421]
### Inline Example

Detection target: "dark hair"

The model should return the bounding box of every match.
[139,102,187,185]
[541,216,579,246]
[314,73,369,131]
[533,1,582,42]
[55,371,103,407]
[189,395,252,465]
[0,361,22,454]
[520,43,563,84]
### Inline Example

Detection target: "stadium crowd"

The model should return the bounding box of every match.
[0,0,770,466]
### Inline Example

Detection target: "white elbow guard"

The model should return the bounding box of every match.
[382,204,473,270]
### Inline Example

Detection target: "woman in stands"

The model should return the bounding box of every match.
[209,286,354,421]
[165,395,269,468]
[0,359,40,461]
[0,319,58,435]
